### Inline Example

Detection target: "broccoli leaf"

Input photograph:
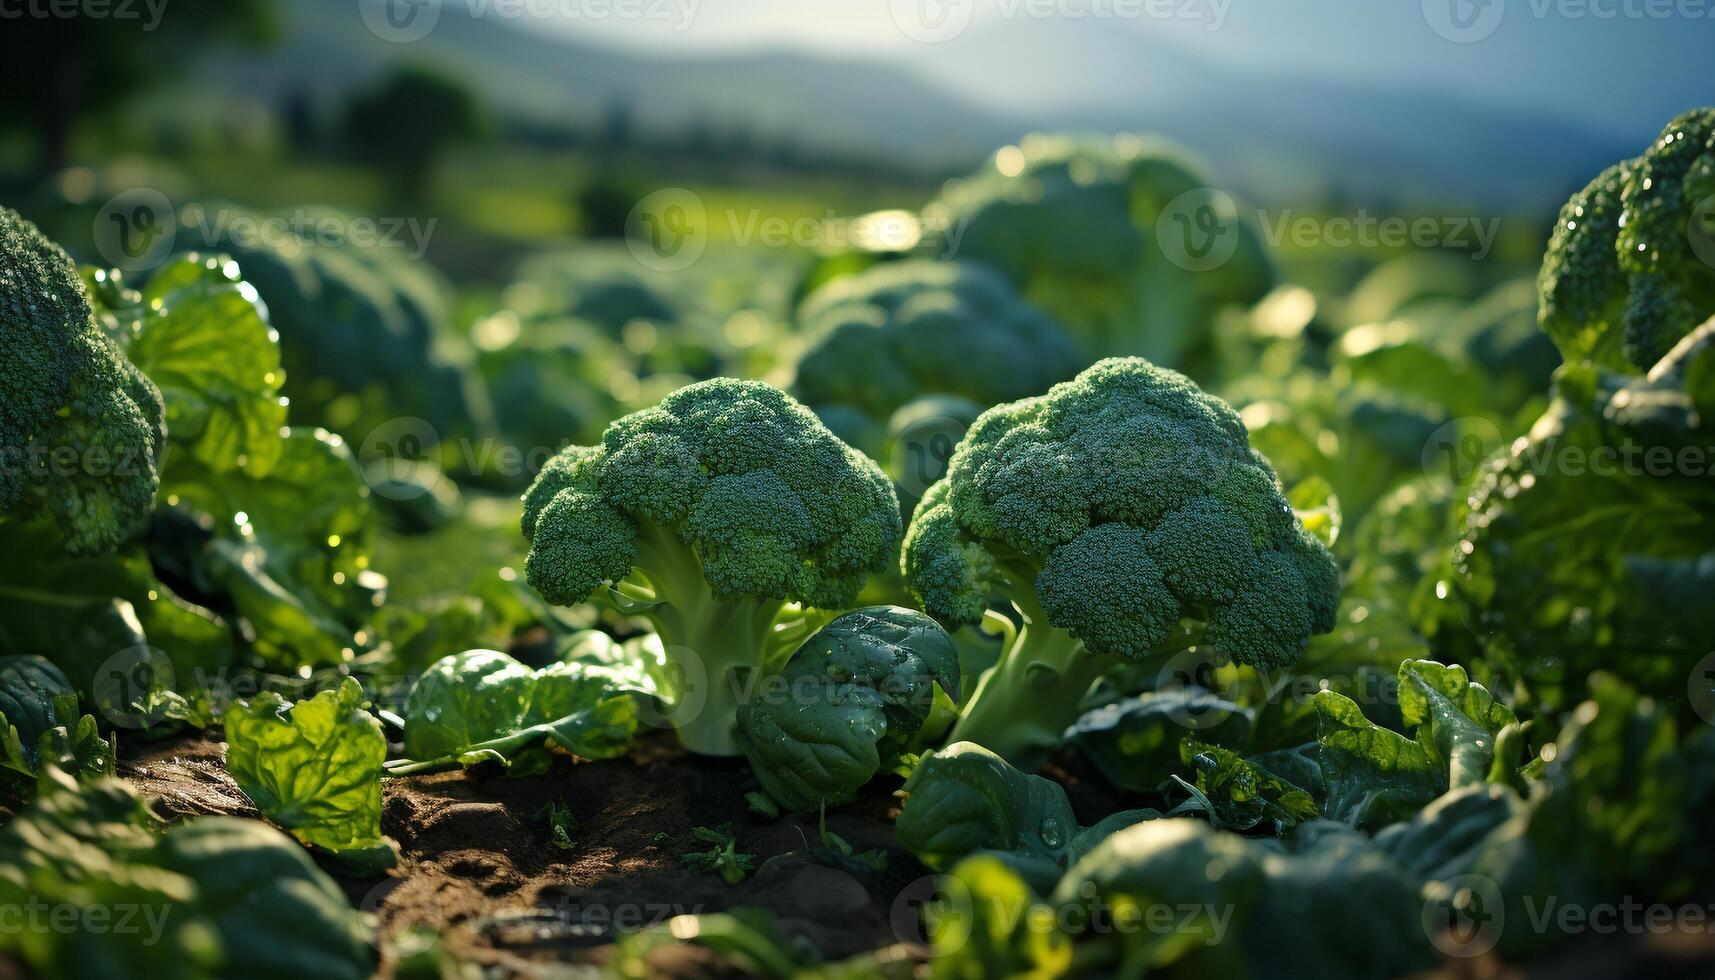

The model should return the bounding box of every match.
[738,605,959,812]
[0,770,373,980]
[389,648,648,777]
[1176,740,1318,833]
[223,677,395,873]
[1313,660,1521,829]
[113,254,288,478]
[1065,688,1253,794]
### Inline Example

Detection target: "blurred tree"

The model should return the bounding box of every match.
[342,66,488,205]
[0,0,275,175]
[575,171,644,239]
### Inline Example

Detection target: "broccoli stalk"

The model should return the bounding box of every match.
[904,359,1339,767]
[614,519,805,754]
[522,380,901,757]
[947,559,1203,762]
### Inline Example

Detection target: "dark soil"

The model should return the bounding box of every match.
[115,729,929,977]
[104,732,1715,980]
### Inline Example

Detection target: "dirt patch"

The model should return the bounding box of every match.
[362,731,926,975]
[117,732,255,822]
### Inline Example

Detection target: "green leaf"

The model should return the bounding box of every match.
[680,823,758,885]
[738,606,960,812]
[1178,740,1319,833]
[155,818,375,980]
[223,678,394,872]
[1314,660,1519,829]
[895,742,1081,884]
[158,427,382,671]
[389,648,644,776]
[126,254,288,478]
[0,771,373,980]
[1065,688,1253,794]
[1286,475,1342,548]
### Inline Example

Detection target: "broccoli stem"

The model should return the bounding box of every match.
[628,520,790,757]
[947,575,1198,768]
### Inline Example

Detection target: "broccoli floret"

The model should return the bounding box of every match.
[903,358,1338,765]
[792,259,1081,435]
[0,206,162,554]
[521,379,901,755]
[919,135,1273,369]
[790,261,1081,511]
[1538,108,1715,372]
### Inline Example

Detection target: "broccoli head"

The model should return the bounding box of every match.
[903,357,1338,765]
[1451,317,1715,722]
[1,206,162,554]
[790,260,1082,506]
[521,378,901,755]
[792,260,1081,429]
[1538,108,1715,372]
[920,135,1273,369]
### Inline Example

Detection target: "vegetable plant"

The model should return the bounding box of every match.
[1538,108,1715,372]
[919,135,1273,368]
[903,357,1340,765]
[0,205,163,555]
[520,378,901,755]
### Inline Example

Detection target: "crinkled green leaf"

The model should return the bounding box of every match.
[390,648,645,777]
[122,254,288,478]
[1314,660,1520,829]
[1178,739,1318,833]
[739,606,959,812]
[224,677,394,872]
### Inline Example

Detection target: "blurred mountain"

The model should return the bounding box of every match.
[195,0,1007,171]
[194,0,1636,211]
[892,16,1638,211]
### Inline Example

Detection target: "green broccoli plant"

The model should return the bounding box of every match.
[903,358,1339,766]
[789,260,1082,494]
[521,379,901,756]
[1451,317,1715,721]
[737,605,959,812]
[1538,108,1715,372]
[919,135,1273,368]
[1,205,163,555]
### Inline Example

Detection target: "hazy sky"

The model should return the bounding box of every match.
[526,0,1709,137]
